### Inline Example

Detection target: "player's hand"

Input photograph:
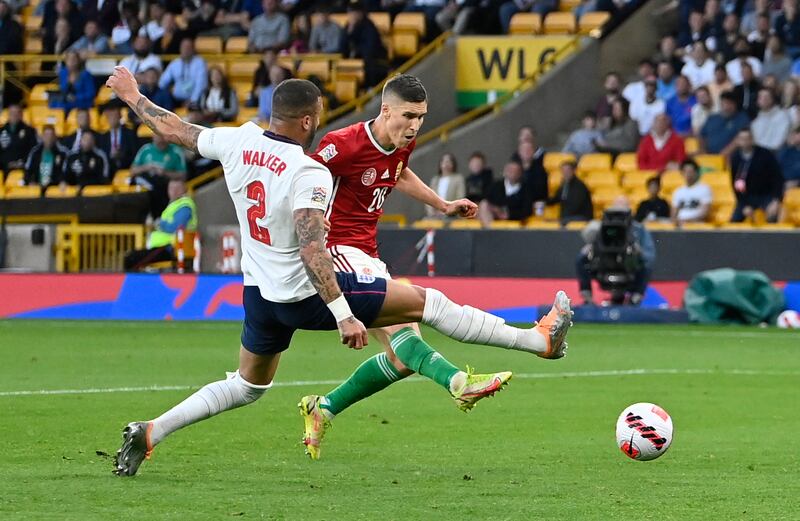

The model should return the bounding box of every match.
[443,199,478,219]
[323,217,331,233]
[337,316,368,350]
[105,66,140,105]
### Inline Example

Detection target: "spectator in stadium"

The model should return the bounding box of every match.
[691,85,714,135]
[747,14,771,60]
[426,152,466,217]
[404,0,448,37]
[637,114,686,171]
[563,111,601,158]
[199,67,239,124]
[671,159,713,224]
[751,87,792,151]
[154,13,189,55]
[286,11,311,54]
[464,151,493,204]
[596,72,622,129]
[679,10,710,49]
[434,0,478,35]
[682,41,716,90]
[111,2,143,55]
[653,34,684,74]
[61,108,93,152]
[258,63,291,122]
[665,75,697,136]
[63,131,110,187]
[547,160,593,223]
[186,0,219,37]
[730,128,784,222]
[48,18,77,59]
[123,179,197,272]
[80,0,120,36]
[248,0,290,52]
[779,127,800,188]
[67,19,110,59]
[159,38,208,107]
[43,0,84,55]
[634,176,671,222]
[499,0,557,33]
[24,125,69,193]
[344,0,388,87]
[775,0,800,58]
[514,140,547,203]
[248,49,278,106]
[622,59,655,106]
[726,47,763,86]
[742,0,773,36]
[119,37,163,81]
[0,0,23,57]
[707,64,734,109]
[713,13,742,63]
[629,76,665,135]
[211,0,250,39]
[139,2,165,42]
[479,160,533,227]
[131,134,188,217]
[594,97,640,155]
[577,195,655,306]
[309,7,344,54]
[0,105,36,175]
[98,102,137,174]
[763,36,793,83]
[734,61,762,119]
[136,67,174,114]
[703,0,724,41]
[656,61,677,101]
[701,91,750,154]
[49,51,96,114]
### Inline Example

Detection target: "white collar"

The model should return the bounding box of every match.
[364,120,394,156]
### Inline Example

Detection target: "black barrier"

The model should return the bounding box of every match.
[0,194,150,224]
[377,228,800,281]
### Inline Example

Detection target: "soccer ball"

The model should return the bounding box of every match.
[776,310,800,329]
[615,402,673,461]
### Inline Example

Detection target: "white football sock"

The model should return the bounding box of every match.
[149,370,271,446]
[421,288,547,354]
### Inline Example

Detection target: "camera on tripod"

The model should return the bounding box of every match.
[587,208,643,304]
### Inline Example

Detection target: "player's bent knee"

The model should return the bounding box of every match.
[384,349,413,375]
[234,370,272,404]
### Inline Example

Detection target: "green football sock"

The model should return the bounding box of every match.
[390,327,460,391]
[321,353,405,416]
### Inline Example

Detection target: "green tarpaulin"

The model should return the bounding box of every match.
[684,269,785,325]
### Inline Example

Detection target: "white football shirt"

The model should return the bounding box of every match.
[198,122,333,303]
[672,182,712,222]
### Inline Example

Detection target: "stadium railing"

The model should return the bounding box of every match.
[55,223,144,272]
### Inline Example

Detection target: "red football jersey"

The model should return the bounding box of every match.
[310,121,415,257]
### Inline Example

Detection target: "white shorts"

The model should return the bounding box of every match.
[327,245,392,280]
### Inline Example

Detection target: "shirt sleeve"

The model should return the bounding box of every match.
[291,162,333,212]
[309,134,347,175]
[197,126,241,162]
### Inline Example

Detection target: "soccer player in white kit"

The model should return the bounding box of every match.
[106,67,573,477]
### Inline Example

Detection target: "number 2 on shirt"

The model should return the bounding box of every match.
[246,180,272,245]
[368,187,388,212]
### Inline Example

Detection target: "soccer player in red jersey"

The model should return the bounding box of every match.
[298,75,568,459]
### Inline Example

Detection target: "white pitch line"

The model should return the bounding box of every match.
[1,368,798,398]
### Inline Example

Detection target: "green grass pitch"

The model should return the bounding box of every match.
[0,320,798,520]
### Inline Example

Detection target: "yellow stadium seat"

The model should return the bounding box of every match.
[783,187,800,208]
[489,220,523,229]
[661,170,684,192]
[560,0,581,11]
[112,170,131,187]
[0,183,4,198]
[585,170,620,191]
[81,185,114,197]
[578,11,611,35]
[720,222,754,230]
[577,153,611,175]
[24,14,41,33]
[712,189,735,206]
[548,170,562,197]
[622,170,655,191]
[591,187,622,217]
[393,12,426,37]
[544,152,576,173]
[228,59,259,82]
[412,219,446,229]
[702,170,730,187]
[712,206,734,225]
[329,13,348,28]
[680,222,715,231]
[509,13,542,35]
[4,169,24,189]
[449,219,482,230]
[45,185,79,198]
[759,223,796,230]
[195,36,223,54]
[379,213,407,227]
[369,12,392,35]
[297,59,331,82]
[115,185,146,194]
[336,58,366,85]
[232,81,252,103]
[684,136,699,155]
[392,31,420,58]
[225,36,248,53]
[237,106,259,124]
[525,220,561,230]
[206,58,227,74]
[137,125,154,138]
[543,203,560,220]
[613,152,638,174]
[564,220,588,230]
[644,221,676,231]
[695,154,726,172]
[5,185,41,198]
[334,77,359,103]
[29,84,57,107]
[544,12,576,34]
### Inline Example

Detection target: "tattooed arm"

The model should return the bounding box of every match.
[294,207,368,349]
[105,66,204,153]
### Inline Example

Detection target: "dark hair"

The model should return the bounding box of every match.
[680,159,699,171]
[584,110,596,119]
[42,124,56,133]
[638,59,655,68]
[738,126,752,135]
[271,79,321,120]
[469,151,485,161]
[646,176,661,189]
[720,90,737,103]
[383,74,427,103]
[439,152,457,174]
[561,160,577,169]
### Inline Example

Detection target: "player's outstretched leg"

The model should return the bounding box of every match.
[374,283,574,360]
[114,348,277,476]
